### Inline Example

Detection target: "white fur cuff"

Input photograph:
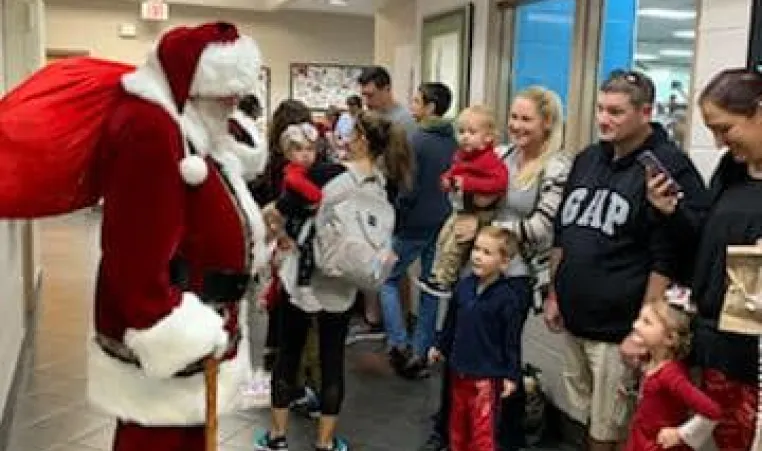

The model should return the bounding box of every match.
[124,293,228,379]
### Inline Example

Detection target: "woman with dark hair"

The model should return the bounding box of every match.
[245,99,320,411]
[249,99,314,205]
[643,68,762,451]
[256,111,413,451]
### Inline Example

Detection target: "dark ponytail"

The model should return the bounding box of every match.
[355,112,414,191]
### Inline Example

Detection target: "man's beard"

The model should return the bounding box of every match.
[191,98,234,139]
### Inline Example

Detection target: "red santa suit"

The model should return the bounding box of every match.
[85,23,269,451]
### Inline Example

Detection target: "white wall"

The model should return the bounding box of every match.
[374,0,416,104]
[45,0,375,109]
[688,0,753,181]
[0,0,45,420]
[415,0,490,105]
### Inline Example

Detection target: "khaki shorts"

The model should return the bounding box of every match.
[563,334,635,442]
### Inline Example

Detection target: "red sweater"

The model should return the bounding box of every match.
[624,361,721,451]
[283,162,322,204]
[442,145,508,195]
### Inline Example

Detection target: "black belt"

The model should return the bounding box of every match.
[169,257,252,303]
[95,331,242,378]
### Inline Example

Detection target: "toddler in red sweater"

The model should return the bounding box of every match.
[419,105,509,299]
[260,122,324,311]
[623,296,721,451]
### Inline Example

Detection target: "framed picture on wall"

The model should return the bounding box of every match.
[289,63,365,112]
[421,3,474,117]
[258,66,272,120]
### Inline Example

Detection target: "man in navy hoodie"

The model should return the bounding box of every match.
[546,70,709,451]
[379,82,458,379]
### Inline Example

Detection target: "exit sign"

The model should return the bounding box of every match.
[141,1,169,21]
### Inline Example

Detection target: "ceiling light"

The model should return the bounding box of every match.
[329,0,348,5]
[638,8,696,20]
[659,49,694,57]
[635,53,659,61]
[673,30,696,39]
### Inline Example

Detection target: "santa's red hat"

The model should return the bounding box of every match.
[158,22,260,114]
[122,22,262,185]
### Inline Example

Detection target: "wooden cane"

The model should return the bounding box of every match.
[204,357,219,451]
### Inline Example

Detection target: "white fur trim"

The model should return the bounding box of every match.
[190,36,261,98]
[88,329,250,425]
[123,293,227,380]
[179,155,209,185]
[229,110,268,181]
[121,54,181,123]
[211,150,270,274]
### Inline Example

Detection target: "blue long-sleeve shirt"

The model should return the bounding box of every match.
[437,274,532,381]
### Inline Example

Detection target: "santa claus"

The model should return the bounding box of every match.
[86,22,269,450]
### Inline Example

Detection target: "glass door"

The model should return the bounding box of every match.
[496,0,577,140]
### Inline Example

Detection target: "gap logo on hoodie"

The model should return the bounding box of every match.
[560,188,631,237]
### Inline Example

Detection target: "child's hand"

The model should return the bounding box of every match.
[440,176,453,192]
[656,427,683,449]
[501,379,517,398]
[428,347,443,364]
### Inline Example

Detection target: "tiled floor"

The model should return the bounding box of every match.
[4,211,445,451]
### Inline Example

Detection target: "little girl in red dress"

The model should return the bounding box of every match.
[624,296,722,451]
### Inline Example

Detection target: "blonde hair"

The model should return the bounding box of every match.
[513,86,565,188]
[477,225,519,259]
[459,105,497,136]
[280,122,318,158]
[650,301,693,361]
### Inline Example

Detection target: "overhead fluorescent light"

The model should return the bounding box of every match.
[329,0,348,5]
[659,49,694,57]
[635,53,659,61]
[638,8,696,20]
[673,29,696,39]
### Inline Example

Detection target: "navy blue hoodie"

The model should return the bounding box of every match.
[437,274,532,381]
[553,123,708,343]
[395,119,457,239]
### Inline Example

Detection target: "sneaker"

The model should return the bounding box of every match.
[401,356,431,380]
[418,434,446,451]
[416,278,453,300]
[345,322,386,345]
[254,430,288,451]
[388,346,412,376]
[290,386,320,419]
[316,437,349,451]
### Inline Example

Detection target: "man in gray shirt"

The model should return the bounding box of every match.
[357,66,417,136]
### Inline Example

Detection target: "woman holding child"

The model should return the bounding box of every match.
[420,86,571,451]
[256,111,413,451]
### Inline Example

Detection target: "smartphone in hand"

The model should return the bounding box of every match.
[637,150,682,196]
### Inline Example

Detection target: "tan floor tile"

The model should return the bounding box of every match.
[73,423,114,450]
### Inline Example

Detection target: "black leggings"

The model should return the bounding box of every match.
[271,300,351,415]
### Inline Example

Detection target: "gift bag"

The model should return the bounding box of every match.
[718,245,762,335]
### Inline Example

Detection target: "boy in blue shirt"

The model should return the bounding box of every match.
[429,225,531,451]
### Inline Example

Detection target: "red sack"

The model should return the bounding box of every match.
[0,57,135,218]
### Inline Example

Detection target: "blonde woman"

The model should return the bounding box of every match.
[419,86,570,451]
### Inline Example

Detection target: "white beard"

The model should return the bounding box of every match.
[182,99,234,156]
[181,100,268,181]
